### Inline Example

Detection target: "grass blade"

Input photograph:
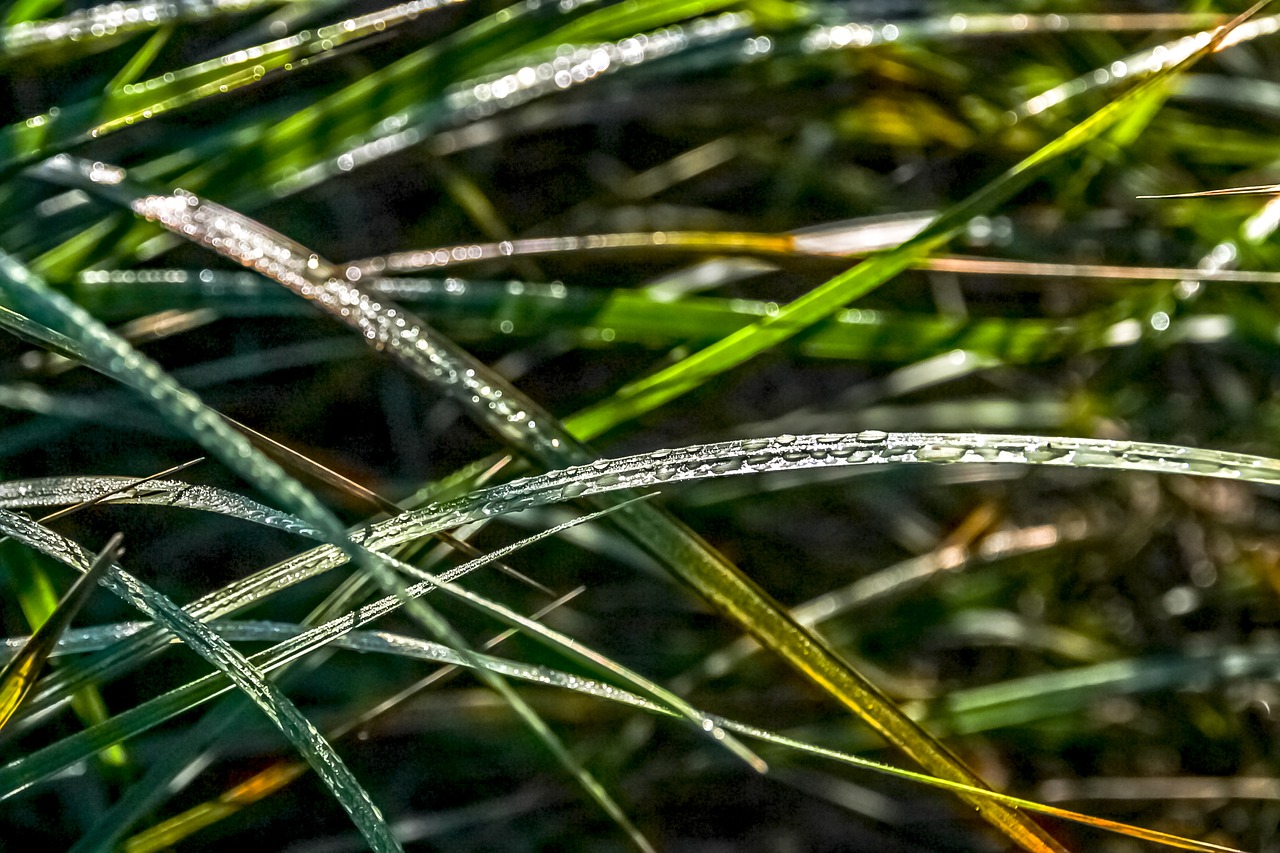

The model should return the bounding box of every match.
[0,533,121,729]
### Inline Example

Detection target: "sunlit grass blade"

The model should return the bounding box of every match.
[22,457,205,525]
[0,533,121,730]
[1138,184,1280,198]
[1,0,289,59]
[346,230,1280,286]
[0,473,319,538]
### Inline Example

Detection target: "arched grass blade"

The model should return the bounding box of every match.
[0,533,121,730]
[24,425,1280,736]
[0,475,320,539]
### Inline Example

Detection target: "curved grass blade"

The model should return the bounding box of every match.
[17,426,1280,737]
[0,475,320,538]
[0,533,122,730]
[345,230,1280,286]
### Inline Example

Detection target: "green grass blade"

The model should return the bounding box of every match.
[0,534,120,729]
[104,24,176,93]
[561,14,1246,444]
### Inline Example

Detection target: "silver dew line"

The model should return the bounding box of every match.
[27,430,1280,723]
[0,476,321,538]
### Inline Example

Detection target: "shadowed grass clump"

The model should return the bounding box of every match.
[3,2,1280,851]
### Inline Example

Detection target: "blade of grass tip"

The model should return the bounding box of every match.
[223,412,556,595]
[121,587,588,853]
[0,509,405,853]
[0,542,129,765]
[104,24,176,93]
[0,475,320,543]
[0,533,122,729]
[561,4,1264,445]
[1138,184,1280,198]
[119,183,1071,850]
[31,456,205,527]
